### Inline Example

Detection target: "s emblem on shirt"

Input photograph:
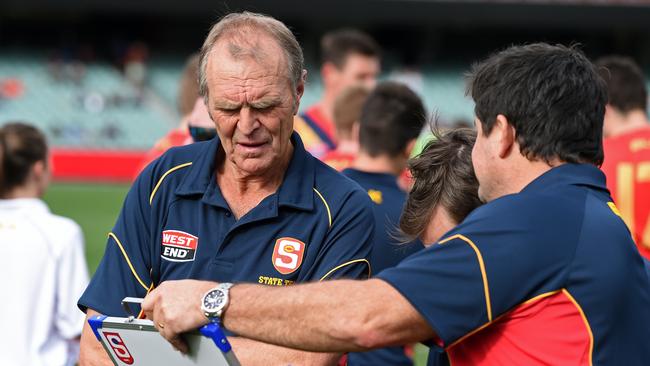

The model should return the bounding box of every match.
[161,230,198,262]
[272,237,305,275]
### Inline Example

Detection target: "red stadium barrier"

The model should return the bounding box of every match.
[51,149,145,183]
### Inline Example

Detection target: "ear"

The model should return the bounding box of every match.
[32,160,46,178]
[351,121,360,142]
[32,160,50,195]
[293,70,307,115]
[321,62,338,87]
[403,138,418,158]
[494,114,516,159]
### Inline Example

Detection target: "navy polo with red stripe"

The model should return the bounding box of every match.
[378,164,650,365]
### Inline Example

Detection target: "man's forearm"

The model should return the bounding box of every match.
[229,337,340,366]
[223,279,434,352]
[143,278,435,354]
[79,309,114,366]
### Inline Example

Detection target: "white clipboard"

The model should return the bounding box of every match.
[88,298,240,366]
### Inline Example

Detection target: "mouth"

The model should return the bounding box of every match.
[235,141,269,154]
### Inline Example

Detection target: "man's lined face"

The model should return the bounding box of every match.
[206,37,299,177]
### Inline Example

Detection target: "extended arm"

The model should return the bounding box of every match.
[142,278,435,353]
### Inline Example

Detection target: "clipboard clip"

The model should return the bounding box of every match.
[121,297,144,322]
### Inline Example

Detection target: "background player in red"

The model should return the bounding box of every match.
[596,56,650,258]
[321,84,369,171]
[294,29,380,158]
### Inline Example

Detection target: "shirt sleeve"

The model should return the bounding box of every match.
[304,189,375,281]
[78,165,156,316]
[376,196,574,347]
[377,235,490,346]
[55,222,89,339]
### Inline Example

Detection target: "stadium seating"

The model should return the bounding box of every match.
[0,54,177,150]
[0,54,476,153]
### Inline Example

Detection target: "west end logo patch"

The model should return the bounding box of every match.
[272,237,305,275]
[103,331,134,364]
[161,230,198,262]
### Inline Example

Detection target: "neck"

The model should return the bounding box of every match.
[607,109,650,137]
[335,139,358,155]
[2,184,41,199]
[352,151,403,176]
[484,159,561,202]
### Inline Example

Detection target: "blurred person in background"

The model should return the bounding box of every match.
[79,12,374,365]
[136,53,202,173]
[0,122,89,366]
[136,53,216,177]
[295,28,380,158]
[343,81,427,366]
[321,84,369,171]
[596,56,650,259]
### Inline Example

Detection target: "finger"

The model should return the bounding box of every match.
[169,334,189,354]
[141,288,156,313]
[143,310,153,320]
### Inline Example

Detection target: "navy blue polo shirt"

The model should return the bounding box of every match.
[79,133,374,316]
[378,164,650,366]
[343,168,422,366]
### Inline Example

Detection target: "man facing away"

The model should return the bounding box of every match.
[343,81,426,365]
[144,43,650,366]
[78,12,375,366]
[596,56,650,259]
[294,29,380,158]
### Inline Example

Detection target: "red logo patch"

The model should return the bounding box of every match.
[161,230,198,262]
[272,237,305,275]
[103,331,134,364]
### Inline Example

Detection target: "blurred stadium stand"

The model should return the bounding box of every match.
[3,0,650,182]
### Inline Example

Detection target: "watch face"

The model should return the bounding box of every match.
[203,289,225,311]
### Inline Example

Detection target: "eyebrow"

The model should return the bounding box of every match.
[249,97,281,109]
[213,97,282,111]
[213,100,241,110]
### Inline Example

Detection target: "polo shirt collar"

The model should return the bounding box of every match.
[175,132,314,212]
[521,163,608,194]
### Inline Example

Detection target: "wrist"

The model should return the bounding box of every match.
[200,282,234,322]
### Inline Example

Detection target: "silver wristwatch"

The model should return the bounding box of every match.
[201,283,233,322]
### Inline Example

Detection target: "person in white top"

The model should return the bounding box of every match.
[0,122,89,366]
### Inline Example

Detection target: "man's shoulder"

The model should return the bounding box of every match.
[312,159,371,211]
[155,141,208,168]
[449,190,585,246]
[30,210,83,254]
[140,141,208,181]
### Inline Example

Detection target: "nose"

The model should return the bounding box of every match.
[237,106,260,135]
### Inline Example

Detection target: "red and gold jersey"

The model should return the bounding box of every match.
[321,150,355,172]
[133,128,192,179]
[293,105,337,159]
[602,127,650,259]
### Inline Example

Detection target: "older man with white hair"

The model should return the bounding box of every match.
[78,12,374,365]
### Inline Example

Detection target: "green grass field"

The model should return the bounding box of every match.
[43,181,431,365]
[44,182,130,274]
